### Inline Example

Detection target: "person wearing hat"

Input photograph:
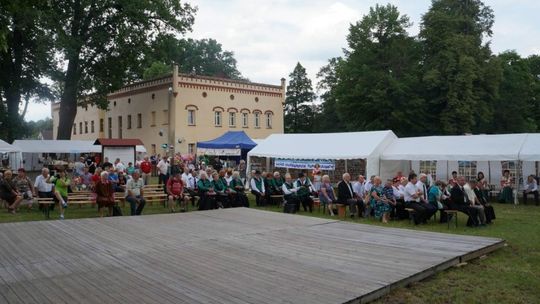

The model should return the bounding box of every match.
[295,172,314,212]
[250,170,266,206]
[13,168,35,210]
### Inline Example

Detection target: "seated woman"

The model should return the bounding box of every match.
[167,173,189,212]
[371,177,391,223]
[48,170,70,220]
[0,170,23,214]
[13,168,35,211]
[382,179,397,218]
[117,172,128,193]
[499,169,513,204]
[211,172,229,208]
[428,181,451,223]
[318,175,336,216]
[94,171,115,217]
[229,171,249,207]
[197,171,216,210]
[477,171,489,200]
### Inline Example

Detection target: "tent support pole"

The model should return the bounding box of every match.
[266,157,270,173]
[488,161,491,186]
[345,160,348,173]
[446,160,449,182]
[514,160,520,206]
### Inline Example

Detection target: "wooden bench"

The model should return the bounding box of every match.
[143,192,168,207]
[270,195,284,207]
[336,204,346,218]
[443,210,459,229]
[34,197,55,219]
[405,208,416,224]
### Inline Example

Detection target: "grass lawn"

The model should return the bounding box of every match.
[0,192,538,304]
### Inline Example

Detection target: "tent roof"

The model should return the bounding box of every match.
[0,139,19,153]
[381,134,529,161]
[13,140,146,154]
[197,131,257,149]
[519,134,540,161]
[248,130,397,160]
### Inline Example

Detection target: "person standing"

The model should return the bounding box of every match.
[157,155,170,185]
[140,156,153,185]
[74,157,86,177]
[125,172,146,216]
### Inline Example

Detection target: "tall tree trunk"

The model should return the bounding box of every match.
[56,56,80,139]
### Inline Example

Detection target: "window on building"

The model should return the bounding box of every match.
[91,120,95,133]
[265,113,272,129]
[108,117,112,138]
[127,115,132,129]
[419,161,437,181]
[84,121,88,134]
[458,161,477,182]
[214,111,222,127]
[73,124,76,135]
[187,110,196,126]
[137,113,142,128]
[242,113,248,128]
[163,109,168,125]
[151,111,156,126]
[229,112,236,127]
[79,122,83,134]
[254,112,260,128]
[151,144,156,155]
[100,119,104,132]
[501,161,523,186]
[118,116,123,139]
[188,143,195,154]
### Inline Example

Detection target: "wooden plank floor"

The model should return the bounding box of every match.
[0,208,504,304]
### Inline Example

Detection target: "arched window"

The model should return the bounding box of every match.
[264,111,273,129]
[253,111,261,128]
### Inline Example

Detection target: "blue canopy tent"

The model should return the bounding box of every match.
[197,131,257,160]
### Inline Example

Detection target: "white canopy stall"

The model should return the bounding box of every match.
[11,140,146,171]
[380,134,533,203]
[247,130,397,178]
[518,134,540,179]
[0,139,21,170]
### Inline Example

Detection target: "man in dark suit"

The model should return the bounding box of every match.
[472,180,495,224]
[450,176,479,227]
[337,173,363,218]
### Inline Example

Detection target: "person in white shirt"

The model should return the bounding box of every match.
[114,158,126,173]
[126,171,146,216]
[464,180,486,225]
[416,174,438,221]
[404,173,429,225]
[250,170,266,206]
[181,167,197,207]
[34,168,55,212]
[352,175,366,200]
[364,175,375,195]
[157,155,170,185]
[73,157,86,177]
[523,175,539,205]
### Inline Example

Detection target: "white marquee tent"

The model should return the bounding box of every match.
[247,130,397,178]
[0,139,18,153]
[518,134,540,162]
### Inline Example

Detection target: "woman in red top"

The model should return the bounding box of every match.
[167,173,189,212]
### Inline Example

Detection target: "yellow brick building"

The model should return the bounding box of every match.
[51,66,285,155]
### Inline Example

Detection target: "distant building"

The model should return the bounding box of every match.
[38,130,53,140]
[51,66,285,155]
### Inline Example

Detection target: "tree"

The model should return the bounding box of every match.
[317,4,426,136]
[420,0,500,134]
[142,35,244,80]
[284,63,316,133]
[527,55,540,130]
[315,57,346,132]
[50,1,196,139]
[142,62,171,80]
[0,0,54,142]
[490,52,537,132]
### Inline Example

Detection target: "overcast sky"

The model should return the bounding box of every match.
[26,0,540,121]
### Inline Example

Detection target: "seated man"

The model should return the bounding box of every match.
[125,171,146,216]
[295,172,314,212]
[282,173,300,213]
[250,170,266,207]
[473,180,496,224]
[167,172,189,212]
[449,176,480,227]
[34,168,56,211]
[181,167,198,207]
[269,172,285,195]
[464,179,487,226]
[337,173,363,218]
[523,175,539,205]
[108,167,121,192]
[403,173,428,225]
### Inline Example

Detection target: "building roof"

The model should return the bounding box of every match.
[13,140,102,153]
[94,138,144,147]
[39,130,53,140]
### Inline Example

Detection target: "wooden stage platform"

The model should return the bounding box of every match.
[0,208,504,304]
